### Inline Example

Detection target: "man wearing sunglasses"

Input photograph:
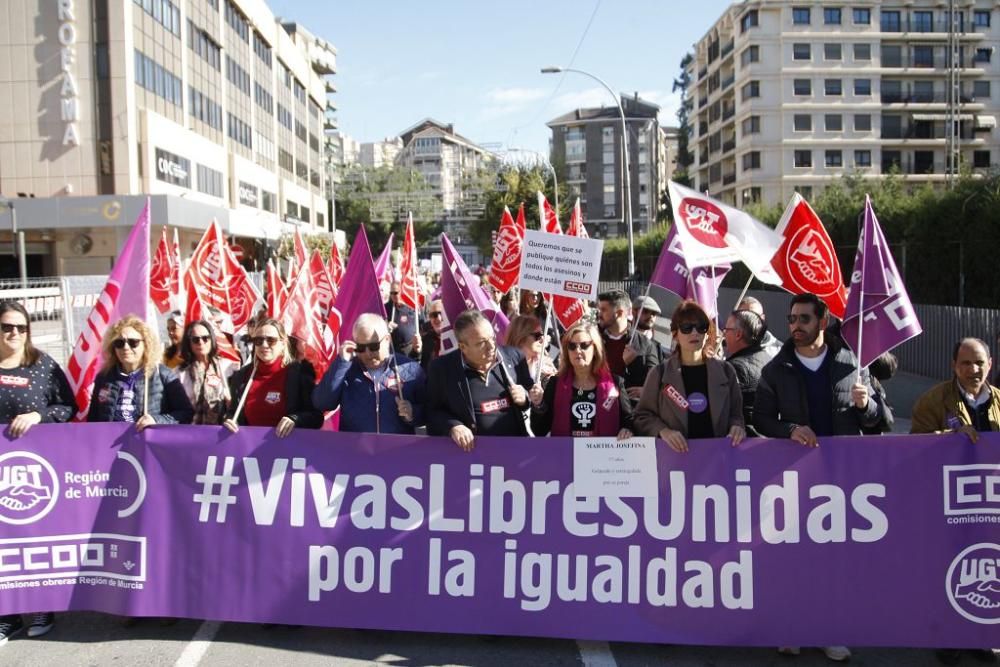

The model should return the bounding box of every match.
[426,310,534,451]
[597,289,659,402]
[313,314,426,434]
[420,300,447,372]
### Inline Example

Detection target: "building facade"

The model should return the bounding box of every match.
[691,0,999,207]
[0,0,336,277]
[547,95,668,239]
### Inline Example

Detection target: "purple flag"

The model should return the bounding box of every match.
[333,226,387,343]
[373,232,395,285]
[439,234,509,352]
[650,225,731,319]
[841,196,922,368]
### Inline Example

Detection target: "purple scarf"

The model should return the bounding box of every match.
[551,367,620,437]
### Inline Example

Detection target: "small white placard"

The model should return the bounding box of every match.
[518,229,603,299]
[573,437,657,497]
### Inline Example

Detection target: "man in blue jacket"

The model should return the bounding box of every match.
[314,313,426,434]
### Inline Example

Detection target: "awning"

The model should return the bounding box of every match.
[911,113,973,121]
[975,115,997,128]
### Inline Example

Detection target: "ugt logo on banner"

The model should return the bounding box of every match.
[0,451,59,525]
[946,543,1000,624]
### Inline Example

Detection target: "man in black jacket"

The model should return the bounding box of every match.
[426,310,534,451]
[598,289,658,401]
[723,309,771,434]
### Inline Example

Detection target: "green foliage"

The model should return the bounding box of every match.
[274,232,334,261]
[471,166,566,255]
[334,165,443,249]
[671,52,695,187]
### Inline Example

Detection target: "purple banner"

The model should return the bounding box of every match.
[0,425,998,648]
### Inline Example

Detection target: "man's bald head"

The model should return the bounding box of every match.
[953,337,991,361]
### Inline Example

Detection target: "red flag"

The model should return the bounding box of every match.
[293,228,308,268]
[150,228,173,314]
[552,198,587,329]
[327,242,345,287]
[184,221,261,331]
[538,191,562,233]
[488,204,525,294]
[281,255,335,379]
[770,193,848,319]
[566,197,589,238]
[309,250,338,322]
[399,213,423,310]
[265,259,286,318]
[170,228,182,309]
[185,285,241,362]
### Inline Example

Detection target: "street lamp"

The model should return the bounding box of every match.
[541,66,634,276]
[502,147,559,212]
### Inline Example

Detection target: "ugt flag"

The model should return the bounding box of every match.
[772,193,848,319]
[841,196,922,368]
[487,204,525,294]
[65,198,151,420]
[667,181,782,285]
[650,224,730,320]
[150,227,174,314]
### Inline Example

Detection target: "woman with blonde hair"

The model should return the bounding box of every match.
[634,300,745,452]
[87,314,193,427]
[504,314,556,385]
[223,318,322,437]
[530,321,633,438]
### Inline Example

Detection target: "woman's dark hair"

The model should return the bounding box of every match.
[179,320,218,368]
[0,301,39,366]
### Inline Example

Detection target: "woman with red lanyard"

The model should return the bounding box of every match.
[530,321,634,438]
[177,320,236,425]
[223,318,322,436]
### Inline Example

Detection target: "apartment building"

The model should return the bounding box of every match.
[547,95,670,239]
[0,0,336,276]
[691,0,999,207]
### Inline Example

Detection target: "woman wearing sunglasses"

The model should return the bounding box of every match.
[87,315,193,427]
[530,322,633,439]
[177,320,236,425]
[0,302,77,643]
[505,315,556,386]
[223,318,322,437]
[634,300,745,452]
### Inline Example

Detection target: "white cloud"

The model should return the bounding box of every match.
[484,87,548,106]
[552,87,614,112]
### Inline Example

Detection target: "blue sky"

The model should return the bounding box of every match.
[268,0,737,154]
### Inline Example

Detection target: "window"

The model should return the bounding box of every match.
[794,78,812,95]
[881,10,901,32]
[294,79,307,105]
[740,45,759,67]
[196,164,224,198]
[741,9,758,32]
[742,187,762,204]
[825,150,843,167]
[227,113,252,149]
[793,43,811,60]
[913,80,934,102]
[794,150,813,168]
[854,79,871,95]
[882,45,902,67]
[188,86,223,130]
[913,45,934,68]
[793,7,811,24]
[794,114,812,131]
[855,114,872,131]
[794,185,813,200]
[286,201,299,220]
[825,79,842,96]
[974,10,991,28]
[188,21,221,70]
[854,43,871,61]
[133,49,182,108]
[742,115,760,135]
[824,7,842,25]
[881,79,903,102]
[261,190,276,213]
[824,43,842,60]
[278,149,293,173]
[974,80,991,99]
[742,151,761,170]
[881,115,903,139]
[854,150,872,167]
[825,114,843,131]
[973,150,991,168]
[277,104,293,131]
[134,0,181,37]
[225,0,249,42]
[913,11,933,33]
[853,8,870,25]
[741,80,760,101]
[253,31,272,69]
[882,151,902,172]
[975,48,991,64]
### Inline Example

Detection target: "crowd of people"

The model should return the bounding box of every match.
[1,282,997,664]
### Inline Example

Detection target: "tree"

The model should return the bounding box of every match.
[469,165,563,255]
[671,53,695,187]
[334,165,442,250]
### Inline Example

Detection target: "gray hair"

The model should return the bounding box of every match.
[730,309,766,346]
[738,296,764,318]
[454,310,489,340]
[354,313,389,340]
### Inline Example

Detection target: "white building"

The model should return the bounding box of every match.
[691,0,999,207]
[359,137,403,168]
[0,0,337,276]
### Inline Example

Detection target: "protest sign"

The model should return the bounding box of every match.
[518,229,603,300]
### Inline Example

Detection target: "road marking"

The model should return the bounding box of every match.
[173,620,222,667]
[576,640,618,667]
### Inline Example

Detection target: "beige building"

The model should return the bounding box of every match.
[691,0,999,207]
[0,0,336,277]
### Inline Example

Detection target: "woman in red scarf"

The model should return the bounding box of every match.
[529,322,633,438]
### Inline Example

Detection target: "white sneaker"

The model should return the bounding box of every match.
[26,613,54,638]
[778,647,801,656]
[823,646,851,662]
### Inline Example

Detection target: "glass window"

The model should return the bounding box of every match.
[974,80,991,99]
[854,79,871,95]
[742,151,761,170]
[825,114,843,131]
[794,185,813,199]
[854,43,871,61]
[794,114,812,131]
[973,150,990,168]
[974,10,990,28]
[824,43,842,60]
[912,11,933,32]
[794,150,813,168]
[741,80,760,100]
[855,150,872,167]
[742,115,761,135]
[853,8,871,25]
[741,10,759,32]
[824,7,842,25]
[824,79,843,96]
[741,45,759,67]
[881,79,903,102]
[793,7,811,24]
[793,43,811,60]
[975,48,991,64]
[913,45,934,68]
[882,44,903,67]
[881,10,901,32]
[794,78,812,95]
[825,150,843,167]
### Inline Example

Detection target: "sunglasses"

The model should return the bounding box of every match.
[787,313,815,325]
[429,311,444,319]
[390,291,399,296]
[189,335,212,344]
[113,338,143,350]
[252,336,280,347]
[567,341,593,351]
[0,323,28,334]
[356,340,384,353]
[527,332,544,342]
[678,323,710,335]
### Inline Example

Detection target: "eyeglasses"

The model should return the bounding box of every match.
[0,323,28,335]
[786,313,815,325]
[356,339,384,353]
[189,335,212,344]
[462,337,496,350]
[252,336,280,347]
[677,323,710,335]
[113,338,143,350]
[429,311,444,320]
[567,341,593,351]
[527,332,544,342]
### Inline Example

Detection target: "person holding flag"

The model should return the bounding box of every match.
[313,314,426,434]
[597,289,659,401]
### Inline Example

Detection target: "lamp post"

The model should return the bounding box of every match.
[502,147,559,212]
[0,197,26,288]
[541,66,634,277]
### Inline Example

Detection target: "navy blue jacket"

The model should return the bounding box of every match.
[313,353,427,434]
[87,364,193,424]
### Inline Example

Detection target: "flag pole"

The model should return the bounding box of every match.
[733,273,753,315]
[231,361,257,424]
[855,202,868,380]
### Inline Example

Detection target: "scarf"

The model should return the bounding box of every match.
[551,367,620,437]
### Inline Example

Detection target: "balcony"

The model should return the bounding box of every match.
[699,97,708,109]
[721,40,734,58]
[699,123,708,137]
[880,54,980,70]
[722,137,736,153]
[881,91,978,104]
[721,74,735,91]
[723,172,736,185]
[722,106,735,121]
[880,18,982,35]
[698,66,708,80]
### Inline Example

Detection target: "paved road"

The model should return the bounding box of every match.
[1,612,975,667]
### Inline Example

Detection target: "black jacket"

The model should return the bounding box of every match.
[426,346,534,436]
[753,339,885,438]
[226,360,323,428]
[87,364,193,424]
[726,344,772,434]
[600,328,660,390]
